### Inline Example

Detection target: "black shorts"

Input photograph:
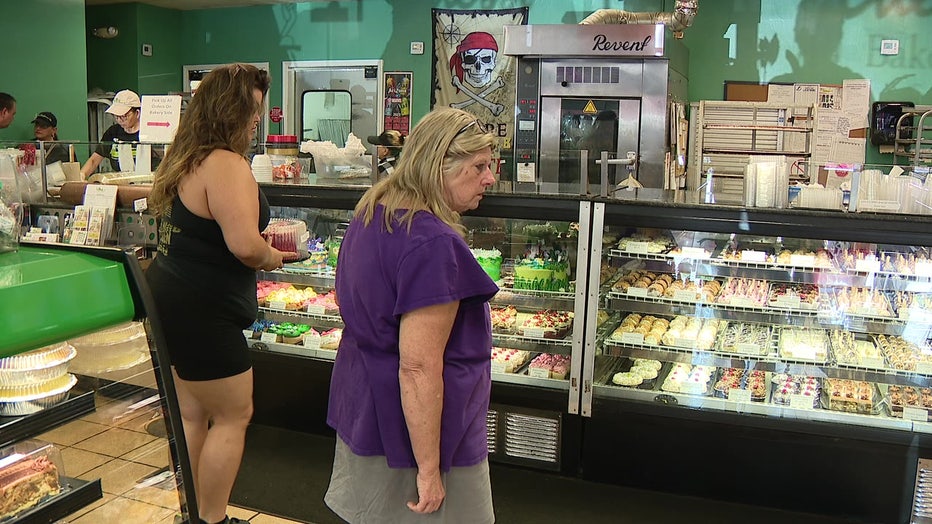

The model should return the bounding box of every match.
[146,262,254,381]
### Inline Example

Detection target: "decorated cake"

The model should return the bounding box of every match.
[320,328,343,350]
[713,368,766,401]
[490,347,530,373]
[263,285,317,310]
[661,364,715,395]
[518,310,573,339]
[513,258,570,292]
[825,379,875,414]
[470,248,502,281]
[490,306,517,333]
[528,353,570,379]
[264,219,310,261]
[771,374,821,408]
[326,238,342,268]
[293,238,327,270]
[0,455,60,520]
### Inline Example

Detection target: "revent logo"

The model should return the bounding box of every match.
[592,34,654,53]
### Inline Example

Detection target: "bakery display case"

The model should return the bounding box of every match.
[580,192,932,523]
[252,185,587,474]
[0,244,198,523]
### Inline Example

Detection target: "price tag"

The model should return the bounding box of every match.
[916,362,932,375]
[307,304,326,315]
[491,361,507,374]
[728,389,752,403]
[528,367,552,379]
[268,300,287,311]
[674,338,695,348]
[523,328,545,339]
[728,297,755,308]
[242,330,254,340]
[786,345,817,361]
[790,254,816,266]
[620,333,645,345]
[789,394,815,409]
[673,289,698,302]
[626,287,649,298]
[260,332,278,343]
[855,259,881,273]
[773,295,801,309]
[625,241,650,254]
[916,261,932,277]
[741,250,768,263]
[736,342,761,355]
[862,356,886,368]
[303,334,321,350]
[904,406,929,422]
[678,246,709,258]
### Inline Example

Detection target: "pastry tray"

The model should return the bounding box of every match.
[0,374,78,416]
[715,321,776,357]
[883,384,932,421]
[770,374,823,409]
[0,343,76,387]
[775,326,831,364]
[712,368,769,402]
[823,379,883,416]
[658,363,717,397]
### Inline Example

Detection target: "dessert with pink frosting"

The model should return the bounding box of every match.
[715,278,770,307]
[490,347,531,373]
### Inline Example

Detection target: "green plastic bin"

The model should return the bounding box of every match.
[0,246,135,357]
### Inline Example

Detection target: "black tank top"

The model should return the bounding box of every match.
[147,188,270,324]
[156,189,270,271]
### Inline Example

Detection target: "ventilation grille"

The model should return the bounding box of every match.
[556,66,620,85]
[913,458,932,522]
[486,410,498,454]
[503,412,560,463]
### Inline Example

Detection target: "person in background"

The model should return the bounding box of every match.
[325,107,498,523]
[0,93,16,129]
[146,64,290,524]
[80,89,150,179]
[32,112,69,165]
[366,129,405,176]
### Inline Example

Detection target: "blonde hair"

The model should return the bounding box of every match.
[149,63,270,217]
[355,107,496,237]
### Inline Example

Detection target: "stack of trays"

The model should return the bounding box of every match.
[0,342,77,416]
[68,322,150,375]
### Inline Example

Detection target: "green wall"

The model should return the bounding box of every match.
[86,3,182,96]
[0,0,88,143]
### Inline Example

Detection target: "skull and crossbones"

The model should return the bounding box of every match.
[449,31,505,116]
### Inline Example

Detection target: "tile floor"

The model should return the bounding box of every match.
[30,369,307,524]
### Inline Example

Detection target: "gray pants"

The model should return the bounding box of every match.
[324,437,495,524]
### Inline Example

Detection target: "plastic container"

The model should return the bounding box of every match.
[0,151,23,254]
[266,136,302,179]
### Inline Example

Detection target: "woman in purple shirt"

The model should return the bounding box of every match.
[325,107,499,523]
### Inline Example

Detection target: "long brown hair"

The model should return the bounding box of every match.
[355,107,496,237]
[149,63,270,217]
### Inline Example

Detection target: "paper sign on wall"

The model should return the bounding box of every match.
[140,95,182,143]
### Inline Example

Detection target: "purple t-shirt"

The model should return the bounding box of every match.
[327,205,499,471]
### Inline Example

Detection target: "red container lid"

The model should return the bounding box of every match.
[267,134,298,144]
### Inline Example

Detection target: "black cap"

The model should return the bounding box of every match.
[366,130,404,148]
[32,112,57,127]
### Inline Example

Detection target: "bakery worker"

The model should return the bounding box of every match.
[367,129,405,176]
[80,89,148,179]
[32,112,69,165]
[0,92,15,129]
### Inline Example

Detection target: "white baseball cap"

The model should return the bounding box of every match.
[106,90,141,115]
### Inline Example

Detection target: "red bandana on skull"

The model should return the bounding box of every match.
[449,31,499,91]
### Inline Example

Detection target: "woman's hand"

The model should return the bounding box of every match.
[257,239,290,271]
[406,467,445,514]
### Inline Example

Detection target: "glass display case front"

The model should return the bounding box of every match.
[585,219,932,432]
[252,200,590,413]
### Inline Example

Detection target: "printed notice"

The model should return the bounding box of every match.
[140,95,183,142]
[728,389,752,403]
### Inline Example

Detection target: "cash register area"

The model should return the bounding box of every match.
[38,370,858,524]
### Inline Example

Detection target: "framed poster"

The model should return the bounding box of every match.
[383,71,412,136]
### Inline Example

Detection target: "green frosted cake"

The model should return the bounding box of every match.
[513,258,570,292]
[471,248,502,282]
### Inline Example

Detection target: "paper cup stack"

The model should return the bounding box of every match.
[252,154,273,183]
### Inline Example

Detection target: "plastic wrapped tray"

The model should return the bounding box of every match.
[716,322,774,356]
[0,343,75,387]
[0,374,77,416]
[886,385,932,421]
[771,374,822,409]
[823,379,882,415]
[713,368,767,401]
